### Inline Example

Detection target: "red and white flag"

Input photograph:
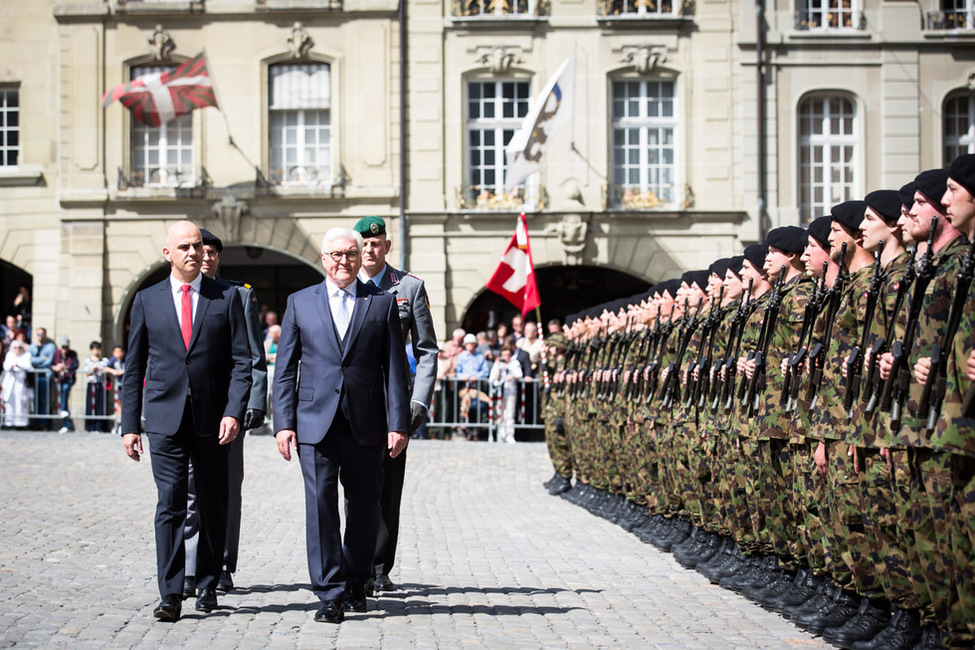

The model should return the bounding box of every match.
[486,213,541,317]
[102,52,218,127]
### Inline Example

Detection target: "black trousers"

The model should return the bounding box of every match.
[146,403,228,599]
[297,412,385,602]
[374,447,407,575]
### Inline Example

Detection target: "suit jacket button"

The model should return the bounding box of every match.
[334,389,340,394]
[185,359,190,365]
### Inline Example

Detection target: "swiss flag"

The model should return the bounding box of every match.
[486,213,541,317]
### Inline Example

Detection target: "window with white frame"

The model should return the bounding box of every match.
[456,0,538,17]
[798,95,857,224]
[466,80,530,200]
[944,93,975,164]
[269,63,331,186]
[598,0,677,18]
[0,88,18,168]
[941,0,975,29]
[796,0,858,30]
[130,65,193,187]
[610,80,677,209]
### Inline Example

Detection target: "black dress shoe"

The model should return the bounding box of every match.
[374,573,395,592]
[182,576,196,600]
[217,571,234,593]
[153,595,182,622]
[315,600,345,623]
[195,588,218,613]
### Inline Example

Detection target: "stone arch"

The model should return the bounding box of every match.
[0,258,33,332]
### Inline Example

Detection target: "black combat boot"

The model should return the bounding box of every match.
[823,596,891,648]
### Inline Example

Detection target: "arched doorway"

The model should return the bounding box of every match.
[117,246,324,343]
[460,264,651,334]
[0,259,32,333]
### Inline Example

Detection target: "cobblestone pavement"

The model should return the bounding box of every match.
[0,430,825,649]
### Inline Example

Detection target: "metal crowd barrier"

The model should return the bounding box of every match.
[0,368,119,431]
[426,375,546,442]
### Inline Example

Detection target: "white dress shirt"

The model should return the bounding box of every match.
[325,278,357,338]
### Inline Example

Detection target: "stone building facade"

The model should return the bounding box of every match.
[0,0,973,354]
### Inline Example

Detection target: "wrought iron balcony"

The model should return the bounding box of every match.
[596,0,689,19]
[452,0,549,19]
[118,165,210,196]
[794,7,866,30]
[603,183,691,211]
[455,185,547,211]
[256,163,347,197]
[925,9,975,29]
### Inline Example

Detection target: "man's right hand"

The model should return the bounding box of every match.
[276,429,297,461]
[123,433,143,462]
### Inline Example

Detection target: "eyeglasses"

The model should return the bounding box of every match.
[326,250,360,262]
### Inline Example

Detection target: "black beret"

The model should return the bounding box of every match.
[807,216,832,249]
[830,200,867,232]
[709,257,732,279]
[743,244,769,270]
[199,228,223,253]
[726,255,745,278]
[949,153,975,199]
[681,269,711,291]
[864,189,902,224]
[897,182,916,211]
[766,226,806,254]
[654,278,680,298]
[914,169,949,214]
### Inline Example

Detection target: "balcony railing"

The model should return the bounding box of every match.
[603,183,691,210]
[452,0,549,18]
[455,185,547,211]
[596,0,687,19]
[118,166,210,195]
[794,7,865,30]
[256,163,347,197]
[115,0,206,12]
[925,9,975,29]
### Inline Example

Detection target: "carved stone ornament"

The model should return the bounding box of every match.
[148,24,176,62]
[545,213,588,264]
[618,46,668,75]
[288,22,314,60]
[476,46,522,75]
[213,195,249,243]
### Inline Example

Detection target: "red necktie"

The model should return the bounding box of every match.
[180,284,192,349]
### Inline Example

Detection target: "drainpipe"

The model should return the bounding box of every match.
[756,0,768,243]
[399,0,408,270]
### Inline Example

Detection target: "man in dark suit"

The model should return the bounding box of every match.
[272,227,411,624]
[183,228,268,597]
[122,220,251,622]
[354,216,437,593]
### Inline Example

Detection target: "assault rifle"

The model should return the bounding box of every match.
[744,266,787,417]
[806,242,850,410]
[721,278,755,412]
[660,298,698,410]
[881,217,939,429]
[919,236,975,431]
[693,286,725,409]
[863,248,917,416]
[783,262,829,412]
[844,241,885,417]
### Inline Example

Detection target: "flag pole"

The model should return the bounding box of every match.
[205,49,262,176]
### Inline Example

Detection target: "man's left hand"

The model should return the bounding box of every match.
[388,431,409,458]
[243,408,265,431]
[218,416,240,445]
[409,403,427,433]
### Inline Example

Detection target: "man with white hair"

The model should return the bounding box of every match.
[272,227,411,624]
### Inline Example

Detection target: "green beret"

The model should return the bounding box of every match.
[353,216,386,238]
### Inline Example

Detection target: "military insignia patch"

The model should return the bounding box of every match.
[370,223,380,234]
[397,297,409,306]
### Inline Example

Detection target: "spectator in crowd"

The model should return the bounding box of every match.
[12,286,31,336]
[517,321,545,373]
[262,311,278,339]
[442,328,466,359]
[546,318,562,335]
[105,346,126,433]
[489,344,523,444]
[505,335,533,380]
[84,341,111,432]
[2,338,32,429]
[478,329,500,362]
[496,323,508,341]
[52,337,79,433]
[2,315,19,359]
[510,314,524,341]
[264,324,281,421]
[455,333,490,439]
[28,327,56,429]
